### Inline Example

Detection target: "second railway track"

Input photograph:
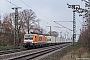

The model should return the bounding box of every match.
[0,43,72,60]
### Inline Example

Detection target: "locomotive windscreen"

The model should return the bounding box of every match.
[25,35,34,40]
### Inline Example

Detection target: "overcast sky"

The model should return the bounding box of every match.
[0,0,86,40]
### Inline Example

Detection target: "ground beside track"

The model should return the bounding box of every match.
[38,43,89,60]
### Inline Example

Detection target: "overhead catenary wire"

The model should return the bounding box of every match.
[39,19,51,25]
[20,0,52,25]
[5,0,51,25]
[19,0,72,31]
[5,0,18,7]
[54,21,72,31]
[19,0,50,19]
[5,0,72,31]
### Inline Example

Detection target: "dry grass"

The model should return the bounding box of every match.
[60,47,89,60]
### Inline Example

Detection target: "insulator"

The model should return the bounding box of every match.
[68,5,71,8]
[79,14,82,16]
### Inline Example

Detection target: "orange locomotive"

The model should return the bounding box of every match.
[23,34,46,48]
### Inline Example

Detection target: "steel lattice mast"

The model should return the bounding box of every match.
[67,4,80,45]
[12,7,21,47]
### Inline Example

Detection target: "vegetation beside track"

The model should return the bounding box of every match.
[39,42,89,60]
[60,42,90,60]
[0,45,16,51]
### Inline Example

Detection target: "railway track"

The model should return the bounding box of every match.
[0,47,48,59]
[0,43,71,60]
[10,43,71,60]
[0,49,27,55]
[0,46,46,55]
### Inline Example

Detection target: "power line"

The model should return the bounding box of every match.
[5,0,18,7]
[54,26,63,28]
[20,0,52,25]
[19,0,72,31]
[20,0,49,19]
[54,21,72,31]
[20,0,51,21]
[5,0,51,25]
[5,0,73,31]
[39,19,51,25]
[5,0,72,31]
[55,21,73,22]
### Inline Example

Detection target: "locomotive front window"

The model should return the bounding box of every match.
[25,35,34,40]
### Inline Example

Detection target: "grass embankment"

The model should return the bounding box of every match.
[60,43,89,60]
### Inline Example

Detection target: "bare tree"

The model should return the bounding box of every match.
[19,9,37,34]
[78,18,90,53]
[1,9,38,46]
[48,31,59,37]
[1,9,46,46]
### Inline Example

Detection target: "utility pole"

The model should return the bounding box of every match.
[73,9,76,45]
[60,31,62,42]
[64,33,66,42]
[67,0,90,46]
[46,26,51,36]
[67,4,80,45]
[60,31,62,38]
[12,7,21,47]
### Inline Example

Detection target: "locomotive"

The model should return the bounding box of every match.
[23,33,72,48]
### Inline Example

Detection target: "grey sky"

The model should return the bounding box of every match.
[0,0,85,40]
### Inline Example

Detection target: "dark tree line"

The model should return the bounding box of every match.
[0,9,45,46]
[0,9,58,47]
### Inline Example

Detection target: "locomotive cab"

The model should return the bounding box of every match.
[23,34,36,48]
